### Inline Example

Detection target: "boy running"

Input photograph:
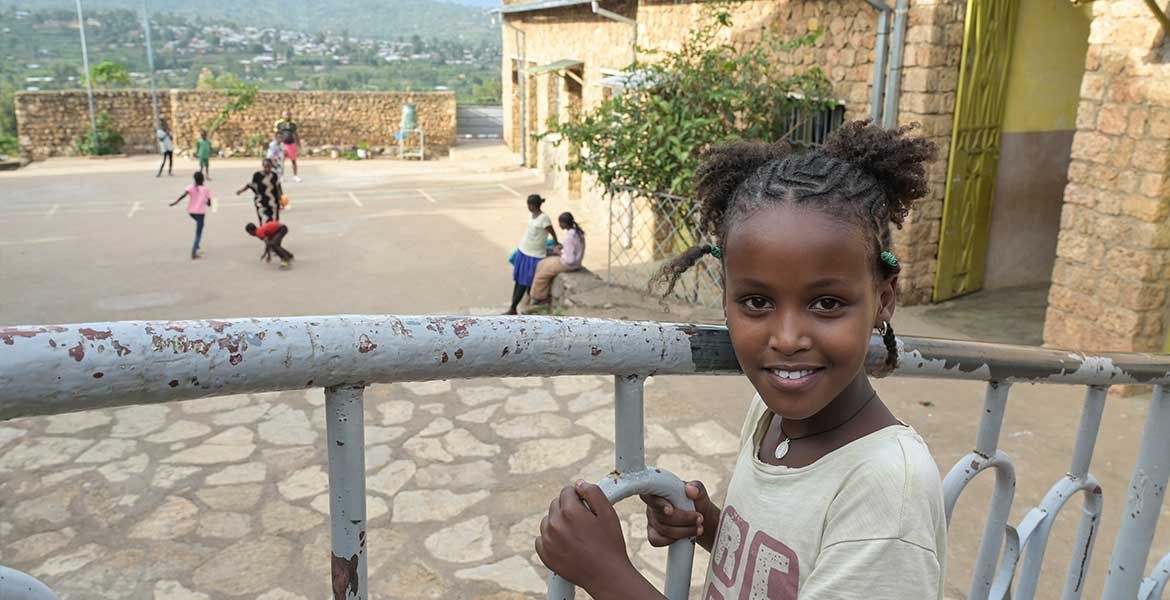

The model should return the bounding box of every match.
[274,111,300,182]
[195,130,212,180]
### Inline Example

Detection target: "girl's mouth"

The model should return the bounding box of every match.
[764,367,824,392]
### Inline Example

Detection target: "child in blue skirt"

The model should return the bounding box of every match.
[505,194,558,315]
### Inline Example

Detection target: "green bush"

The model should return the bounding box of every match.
[74,112,125,156]
[0,134,18,157]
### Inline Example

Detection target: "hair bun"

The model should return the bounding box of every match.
[821,120,937,226]
[694,141,791,237]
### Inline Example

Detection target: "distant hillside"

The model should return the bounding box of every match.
[1,0,501,44]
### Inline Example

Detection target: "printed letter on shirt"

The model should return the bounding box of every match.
[739,531,799,600]
[711,505,750,587]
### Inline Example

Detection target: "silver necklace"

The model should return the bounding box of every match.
[774,391,878,460]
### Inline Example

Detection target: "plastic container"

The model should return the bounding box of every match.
[400,103,418,131]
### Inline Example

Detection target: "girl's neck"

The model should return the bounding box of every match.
[530,210,541,218]
[781,375,876,439]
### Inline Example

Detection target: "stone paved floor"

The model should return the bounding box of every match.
[0,374,755,599]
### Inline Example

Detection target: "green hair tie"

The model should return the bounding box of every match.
[709,244,723,259]
[880,251,899,268]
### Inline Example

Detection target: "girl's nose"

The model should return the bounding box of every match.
[768,312,811,356]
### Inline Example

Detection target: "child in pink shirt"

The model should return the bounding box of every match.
[170,171,212,259]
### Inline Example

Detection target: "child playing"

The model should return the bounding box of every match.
[504,194,558,315]
[156,118,174,177]
[266,133,285,182]
[530,211,585,306]
[245,220,294,269]
[195,130,212,181]
[169,171,211,260]
[534,121,947,599]
[236,159,282,224]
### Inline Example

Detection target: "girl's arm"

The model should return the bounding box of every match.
[236,184,251,195]
[545,225,558,245]
[169,191,189,207]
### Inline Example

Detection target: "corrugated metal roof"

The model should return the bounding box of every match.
[527,59,585,74]
[495,0,594,14]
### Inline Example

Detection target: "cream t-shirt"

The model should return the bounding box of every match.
[701,394,947,599]
[518,212,553,258]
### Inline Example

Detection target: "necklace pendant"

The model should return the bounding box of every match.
[774,439,791,460]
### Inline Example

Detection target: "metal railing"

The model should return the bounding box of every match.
[2,315,1170,599]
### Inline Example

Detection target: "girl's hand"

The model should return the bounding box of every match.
[641,481,719,550]
[537,481,636,593]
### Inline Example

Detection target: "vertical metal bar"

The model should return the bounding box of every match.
[0,566,59,599]
[1069,386,1108,480]
[141,0,159,132]
[975,381,1011,457]
[75,0,99,151]
[882,0,909,128]
[325,385,368,600]
[1103,385,1170,599]
[614,374,646,473]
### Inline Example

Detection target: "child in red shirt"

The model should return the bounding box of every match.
[245,220,294,269]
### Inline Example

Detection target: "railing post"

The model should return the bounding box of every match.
[325,384,368,600]
[1103,385,1170,599]
[615,374,646,473]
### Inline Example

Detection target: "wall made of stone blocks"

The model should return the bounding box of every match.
[1043,0,1170,353]
[15,89,456,159]
[15,90,174,159]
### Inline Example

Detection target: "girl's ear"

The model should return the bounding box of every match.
[875,275,898,325]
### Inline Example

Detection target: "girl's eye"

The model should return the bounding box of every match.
[811,298,846,311]
[742,297,773,311]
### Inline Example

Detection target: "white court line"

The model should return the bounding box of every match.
[46,204,58,218]
[348,192,364,208]
[417,189,437,204]
[0,236,76,247]
[127,201,141,218]
[499,184,523,198]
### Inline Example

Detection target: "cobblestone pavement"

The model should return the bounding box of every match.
[0,374,756,599]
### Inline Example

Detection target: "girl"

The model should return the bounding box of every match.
[530,211,585,306]
[169,171,211,260]
[236,158,282,224]
[504,194,558,315]
[535,121,947,599]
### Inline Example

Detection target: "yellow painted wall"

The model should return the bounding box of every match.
[1000,0,1092,133]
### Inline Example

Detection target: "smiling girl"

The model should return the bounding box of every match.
[536,121,947,599]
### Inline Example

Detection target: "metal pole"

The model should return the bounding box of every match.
[325,385,368,600]
[881,0,909,128]
[0,566,59,599]
[1103,385,1170,599]
[75,0,98,152]
[866,3,891,123]
[141,0,160,132]
[614,374,646,473]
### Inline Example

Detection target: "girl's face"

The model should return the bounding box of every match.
[262,160,272,173]
[559,219,571,230]
[528,201,541,214]
[723,204,895,421]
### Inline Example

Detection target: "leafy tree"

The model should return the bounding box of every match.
[197,68,259,134]
[540,4,833,199]
[84,60,131,88]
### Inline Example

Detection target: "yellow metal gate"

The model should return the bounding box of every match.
[933,0,1019,302]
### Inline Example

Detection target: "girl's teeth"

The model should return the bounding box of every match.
[773,369,813,380]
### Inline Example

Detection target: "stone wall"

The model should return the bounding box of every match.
[15,90,173,159]
[1043,0,1170,353]
[15,89,456,160]
[501,0,967,304]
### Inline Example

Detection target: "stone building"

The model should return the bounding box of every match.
[497,0,1170,355]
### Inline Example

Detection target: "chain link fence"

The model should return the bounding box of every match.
[604,104,846,308]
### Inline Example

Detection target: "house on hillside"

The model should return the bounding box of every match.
[495,0,1170,358]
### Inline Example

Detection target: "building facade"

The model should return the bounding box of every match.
[498,0,1170,356]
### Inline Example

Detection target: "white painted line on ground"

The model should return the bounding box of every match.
[127,201,141,218]
[0,236,76,247]
[499,184,523,198]
[212,198,219,213]
[46,204,58,218]
[348,192,364,207]
[417,189,437,204]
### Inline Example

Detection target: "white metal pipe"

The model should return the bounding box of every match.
[882,0,910,128]
[141,0,160,132]
[0,566,59,599]
[867,4,891,123]
[614,374,646,473]
[325,385,368,600]
[75,0,99,151]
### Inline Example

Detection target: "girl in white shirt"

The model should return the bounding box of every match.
[505,194,558,315]
[536,121,948,599]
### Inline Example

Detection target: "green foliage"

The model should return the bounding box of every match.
[197,69,259,134]
[83,60,132,88]
[0,77,16,138]
[74,112,125,156]
[539,4,834,198]
[0,134,18,157]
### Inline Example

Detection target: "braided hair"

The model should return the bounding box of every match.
[653,120,937,371]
